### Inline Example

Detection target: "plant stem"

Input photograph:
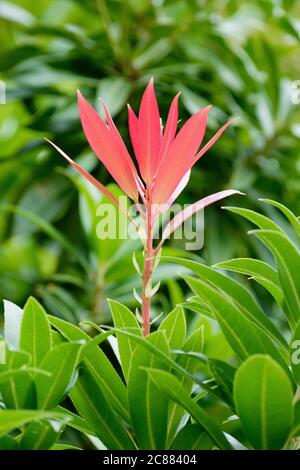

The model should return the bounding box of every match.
[141,198,154,336]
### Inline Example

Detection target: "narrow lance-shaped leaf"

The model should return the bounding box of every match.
[45,139,137,230]
[162,256,287,350]
[20,297,52,368]
[77,91,138,199]
[223,206,283,232]
[0,410,68,438]
[193,118,236,163]
[170,423,213,450]
[260,198,300,241]
[1,351,36,409]
[214,258,283,306]
[70,364,135,450]
[251,229,300,328]
[127,331,170,450]
[137,78,162,182]
[159,306,186,350]
[184,275,290,375]
[157,190,243,249]
[109,300,142,382]
[147,368,232,450]
[153,106,211,204]
[36,341,83,409]
[20,420,63,450]
[48,315,130,422]
[166,326,204,446]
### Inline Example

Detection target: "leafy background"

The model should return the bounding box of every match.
[0,0,300,323]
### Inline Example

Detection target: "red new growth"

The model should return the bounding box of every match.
[47,78,242,335]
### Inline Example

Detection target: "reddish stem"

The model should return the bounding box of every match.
[141,197,154,336]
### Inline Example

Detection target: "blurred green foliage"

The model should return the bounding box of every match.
[0,0,299,321]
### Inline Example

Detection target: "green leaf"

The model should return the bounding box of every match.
[260,199,300,241]
[49,315,130,422]
[234,355,294,450]
[170,423,213,450]
[252,230,300,328]
[0,435,19,450]
[0,351,36,409]
[223,206,283,232]
[96,78,132,118]
[0,410,66,438]
[214,258,283,306]
[109,300,142,382]
[82,325,212,395]
[185,275,290,375]
[1,204,90,273]
[291,321,300,385]
[167,326,204,446]
[182,296,215,319]
[69,364,135,450]
[3,300,23,350]
[20,297,52,368]
[36,342,83,409]
[0,368,50,385]
[209,359,236,408]
[291,400,300,438]
[55,406,96,436]
[20,419,63,450]
[147,368,232,450]
[128,331,170,450]
[51,444,82,450]
[159,306,186,350]
[162,256,287,350]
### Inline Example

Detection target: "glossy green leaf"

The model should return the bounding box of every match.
[0,435,19,450]
[128,331,170,450]
[20,297,52,368]
[291,400,300,438]
[20,419,63,450]
[55,406,96,436]
[167,326,204,446]
[185,275,289,374]
[0,410,66,438]
[109,300,141,382]
[214,258,283,305]
[0,350,35,409]
[209,359,236,408]
[223,206,283,232]
[182,296,215,319]
[36,342,83,409]
[234,355,294,449]
[159,306,186,350]
[49,315,130,422]
[70,364,135,450]
[148,368,232,450]
[162,256,286,349]
[170,423,213,450]
[260,199,300,240]
[252,230,300,328]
